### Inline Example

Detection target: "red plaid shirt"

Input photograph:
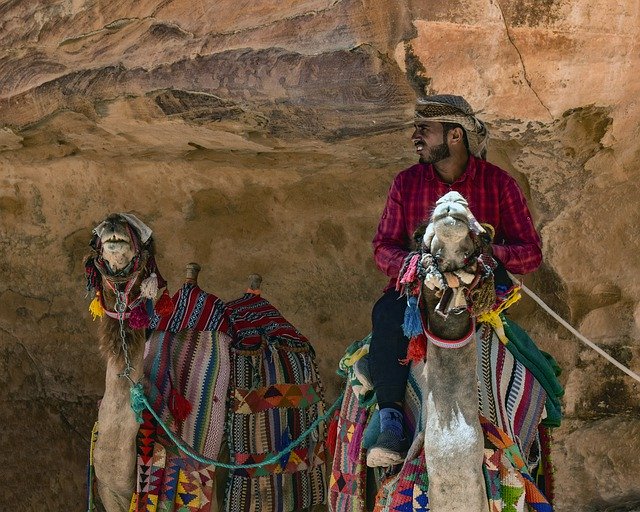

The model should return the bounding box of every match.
[373,155,542,291]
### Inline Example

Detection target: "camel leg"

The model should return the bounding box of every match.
[96,480,132,512]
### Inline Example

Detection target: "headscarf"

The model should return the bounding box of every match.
[414,95,488,159]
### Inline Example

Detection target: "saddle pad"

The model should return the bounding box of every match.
[144,329,231,458]
[328,382,369,512]
[150,283,230,335]
[225,338,328,512]
[129,411,217,512]
[225,293,309,347]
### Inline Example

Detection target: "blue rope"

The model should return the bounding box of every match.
[130,383,343,469]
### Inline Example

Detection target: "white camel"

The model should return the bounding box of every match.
[419,191,489,512]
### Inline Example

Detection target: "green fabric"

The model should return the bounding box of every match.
[502,316,564,427]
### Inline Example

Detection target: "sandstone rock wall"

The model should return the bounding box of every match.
[1,1,639,510]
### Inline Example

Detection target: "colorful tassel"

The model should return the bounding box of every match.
[326,409,339,457]
[154,289,174,317]
[169,388,192,422]
[139,272,159,299]
[400,333,427,364]
[129,383,146,424]
[89,293,104,320]
[128,304,150,329]
[402,295,423,338]
[399,253,420,284]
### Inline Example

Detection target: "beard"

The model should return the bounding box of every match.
[419,141,450,164]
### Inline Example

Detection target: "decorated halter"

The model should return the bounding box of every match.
[396,194,519,363]
[84,215,173,330]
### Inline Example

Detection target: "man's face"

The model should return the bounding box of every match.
[411,121,450,164]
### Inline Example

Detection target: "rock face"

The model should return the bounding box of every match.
[1,1,639,510]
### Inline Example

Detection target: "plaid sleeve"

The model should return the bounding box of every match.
[491,177,542,275]
[372,177,410,279]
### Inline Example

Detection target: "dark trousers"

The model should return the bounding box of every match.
[369,288,410,406]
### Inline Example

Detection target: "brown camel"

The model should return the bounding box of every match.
[85,213,160,512]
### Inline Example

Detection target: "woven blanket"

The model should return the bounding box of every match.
[225,293,308,347]
[150,283,230,335]
[476,322,547,459]
[330,319,561,511]
[130,283,232,511]
[129,411,218,512]
[144,328,231,458]
[224,293,328,512]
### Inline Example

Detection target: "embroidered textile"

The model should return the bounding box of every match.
[225,293,308,347]
[150,283,230,334]
[224,293,328,512]
[144,328,231,458]
[129,411,217,512]
[131,283,231,511]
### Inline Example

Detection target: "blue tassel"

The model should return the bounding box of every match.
[403,296,423,338]
[129,383,146,424]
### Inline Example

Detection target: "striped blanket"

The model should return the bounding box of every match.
[329,319,562,511]
[130,283,232,512]
[224,292,328,512]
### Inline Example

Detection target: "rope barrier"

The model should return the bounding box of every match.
[509,272,640,385]
[130,383,344,469]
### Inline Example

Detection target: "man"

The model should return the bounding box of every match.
[367,94,542,466]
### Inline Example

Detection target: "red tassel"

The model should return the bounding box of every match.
[326,409,339,457]
[169,388,192,422]
[155,289,174,317]
[400,333,427,364]
[128,304,150,330]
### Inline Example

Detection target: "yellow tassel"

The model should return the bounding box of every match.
[477,287,522,345]
[89,294,105,320]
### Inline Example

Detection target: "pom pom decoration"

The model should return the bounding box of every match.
[400,333,427,364]
[154,289,174,317]
[128,304,150,330]
[139,272,159,299]
[89,293,105,320]
[168,388,192,422]
[402,295,423,339]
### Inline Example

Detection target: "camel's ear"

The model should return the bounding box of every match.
[89,233,100,251]
[422,223,435,252]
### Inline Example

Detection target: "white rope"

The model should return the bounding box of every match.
[508,272,640,384]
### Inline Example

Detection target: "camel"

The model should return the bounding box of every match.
[85,213,161,512]
[330,191,557,512]
[85,214,327,512]
[417,192,490,512]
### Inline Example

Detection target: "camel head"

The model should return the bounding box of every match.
[84,213,169,361]
[90,213,155,277]
[423,191,478,272]
[97,214,138,274]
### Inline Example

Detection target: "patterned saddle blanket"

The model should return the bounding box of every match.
[128,284,327,512]
[329,317,563,512]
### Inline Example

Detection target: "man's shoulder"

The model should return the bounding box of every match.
[475,158,518,185]
[394,163,427,182]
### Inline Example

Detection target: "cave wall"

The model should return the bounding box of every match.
[1,1,639,510]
